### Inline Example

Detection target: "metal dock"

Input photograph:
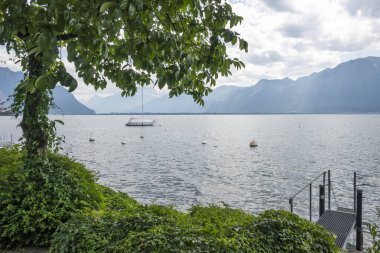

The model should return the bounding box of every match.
[317,210,356,248]
[289,171,364,251]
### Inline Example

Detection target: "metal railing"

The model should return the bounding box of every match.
[289,170,330,221]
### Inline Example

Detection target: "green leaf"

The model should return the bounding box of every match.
[100,42,108,58]
[129,3,136,15]
[53,119,64,125]
[35,75,48,90]
[68,79,78,92]
[99,2,116,13]
[28,47,40,56]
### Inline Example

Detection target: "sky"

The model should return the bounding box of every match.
[1,0,380,102]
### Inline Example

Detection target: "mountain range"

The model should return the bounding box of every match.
[0,67,94,115]
[87,56,380,114]
[1,56,380,114]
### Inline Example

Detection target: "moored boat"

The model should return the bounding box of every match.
[126,118,155,126]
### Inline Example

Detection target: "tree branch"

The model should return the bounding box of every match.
[57,33,78,41]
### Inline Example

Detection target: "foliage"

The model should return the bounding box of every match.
[367,224,380,253]
[0,148,338,252]
[248,210,338,253]
[0,0,247,100]
[0,0,248,156]
[0,148,138,248]
[51,208,339,253]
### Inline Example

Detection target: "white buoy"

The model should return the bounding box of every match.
[249,139,258,147]
[89,132,95,142]
[202,133,207,144]
[121,136,126,145]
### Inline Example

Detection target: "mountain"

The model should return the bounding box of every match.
[0,67,95,115]
[85,87,161,114]
[133,56,380,113]
[135,85,244,113]
[207,56,380,113]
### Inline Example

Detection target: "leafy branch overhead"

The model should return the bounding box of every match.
[0,0,248,105]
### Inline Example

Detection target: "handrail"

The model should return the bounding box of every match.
[289,170,328,221]
[290,171,327,200]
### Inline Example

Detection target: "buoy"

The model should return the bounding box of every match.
[89,132,95,142]
[202,140,207,145]
[140,135,144,139]
[121,136,126,145]
[249,139,258,147]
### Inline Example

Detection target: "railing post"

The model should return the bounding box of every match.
[289,198,293,213]
[319,184,325,217]
[354,172,357,213]
[309,183,312,222]
[323,171,326,187]
[356,189,363,251]
[328,170,331,210]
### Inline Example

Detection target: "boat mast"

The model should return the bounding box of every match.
[142,86,144,121]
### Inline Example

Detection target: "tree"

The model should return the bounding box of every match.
[0,0,247,158]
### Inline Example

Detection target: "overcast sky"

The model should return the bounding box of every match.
[1,0,380,102]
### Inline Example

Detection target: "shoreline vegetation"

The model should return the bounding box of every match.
[0,147,339,252]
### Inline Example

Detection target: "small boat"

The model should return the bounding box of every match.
[126,118,155,126]
[126,87,155,126]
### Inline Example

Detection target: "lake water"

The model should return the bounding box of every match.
[1,115,379,227]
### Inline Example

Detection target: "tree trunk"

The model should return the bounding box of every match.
[20,55,50,157]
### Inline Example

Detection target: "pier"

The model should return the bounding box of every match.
[289,170,363,251]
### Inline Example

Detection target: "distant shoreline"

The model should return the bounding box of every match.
[61,112,380,116]
[2,112,380,116]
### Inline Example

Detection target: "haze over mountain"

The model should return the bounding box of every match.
[1,57,380,114]
[0,67,94,115]
[90,56,380,114]
[85,87,161,114]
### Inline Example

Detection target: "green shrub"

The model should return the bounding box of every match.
[248,210,338,252]
[0,148,339,252]
[51,207,338,253]
[0,148,138,248]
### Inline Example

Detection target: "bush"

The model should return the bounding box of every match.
[0,148,138,248]
[0,148,339,252]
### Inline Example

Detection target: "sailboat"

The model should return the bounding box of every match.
[126,86,155,126]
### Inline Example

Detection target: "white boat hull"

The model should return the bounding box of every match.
[126,118,155,126]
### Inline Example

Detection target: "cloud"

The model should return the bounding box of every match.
[2,0,380,101]
[319,36,375,52]
[260,0,294,12]
[246,50,283,65]
[279,15,321,39]
[345,0,380,18]
[0,47,21,72]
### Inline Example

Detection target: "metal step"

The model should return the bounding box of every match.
[317,210,356,249]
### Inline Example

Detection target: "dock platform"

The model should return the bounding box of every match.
[317,210,356,248]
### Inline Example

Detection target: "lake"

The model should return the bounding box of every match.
[1,114,379,226]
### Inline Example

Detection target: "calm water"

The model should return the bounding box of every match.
[1,115,379,226]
